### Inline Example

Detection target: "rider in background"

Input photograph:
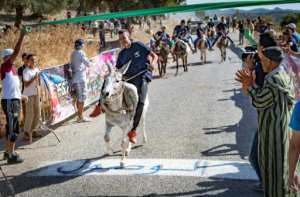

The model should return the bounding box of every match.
[173,20,195,53]
[207,18,215,30]
[211,16,234,47]
[194,22,211,52]
[155,26,172,47]
[207,18,215,50]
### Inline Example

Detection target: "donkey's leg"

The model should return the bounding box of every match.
[175,57,179,75]
[158,59,162,77]
[184,56,188,72]
[163,58,167,76]
[104,122,114,155]
[181,56,186,72]
[204,49,207,63]
[120,123,131,167]
[200,49,203,61]
[219,48,223,63]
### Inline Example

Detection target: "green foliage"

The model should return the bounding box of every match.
[280,13,300,32]
[281,13,300,26]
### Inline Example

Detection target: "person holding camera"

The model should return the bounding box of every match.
[240,32,277,192]
[236,45,295,196]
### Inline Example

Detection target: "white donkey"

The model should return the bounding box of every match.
[100,68,149,167]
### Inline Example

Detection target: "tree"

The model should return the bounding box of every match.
[0,0,68,27]
[280,13,300,27]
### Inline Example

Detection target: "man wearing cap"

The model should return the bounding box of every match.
[236,46,296,196]
[1,30,26,164]
[70,39,92,123]
[287,23,300,46]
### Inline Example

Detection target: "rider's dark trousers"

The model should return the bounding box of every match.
[129,77,148,130]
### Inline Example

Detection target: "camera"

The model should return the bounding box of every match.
[241,45,259,62]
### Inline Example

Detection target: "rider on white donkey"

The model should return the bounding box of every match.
[211,16,235,47]
[90,30,158,144]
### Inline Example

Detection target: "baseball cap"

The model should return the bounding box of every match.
[286,23,296,30]
[1,48,14,58]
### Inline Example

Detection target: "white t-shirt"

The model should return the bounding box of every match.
[23,67,39,96]
[1,59,21,99]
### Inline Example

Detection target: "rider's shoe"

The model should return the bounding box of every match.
[128,129,137,144]
[89,104,102,118]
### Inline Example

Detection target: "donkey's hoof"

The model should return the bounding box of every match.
[125,150,130,156]
[107,149,114,156]
[142,138,148,145]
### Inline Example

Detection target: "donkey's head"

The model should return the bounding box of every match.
[101,72,123,100]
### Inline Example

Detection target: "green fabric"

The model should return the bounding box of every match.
[30,0,300,27]
[244,29,257,46]
[248,70,297,197]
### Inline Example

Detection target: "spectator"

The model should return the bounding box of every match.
[99,21,106,48]
[238,20,245,45]
[70,39,92,123]
[1,30,26,164]
[81,24,87,31]
[18,53,28,93]
[232,15,237,32]
[236,46,294,197]
[265,22,276,37]
[243,32,278,192]
[287,23,300,46]
[245,19,255,34]
[91,21,99,38]
[283,29,299,53]
[22,54,42,143]
[288,101,300,194]
[18,53,28,129]
[67,11,72,19]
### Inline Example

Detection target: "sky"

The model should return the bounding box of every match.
[186,0,300,10]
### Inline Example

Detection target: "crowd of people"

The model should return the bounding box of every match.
[234,16,300,196]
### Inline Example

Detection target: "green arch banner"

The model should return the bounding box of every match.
[32,0,300,26]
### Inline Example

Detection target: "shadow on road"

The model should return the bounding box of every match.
[201,88,257,159]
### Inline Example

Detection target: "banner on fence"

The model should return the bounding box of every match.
[40,49,119,125]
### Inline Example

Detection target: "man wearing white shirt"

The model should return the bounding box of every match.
[22,54,42,143]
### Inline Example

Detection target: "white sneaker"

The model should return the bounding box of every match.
[77,117,92,123]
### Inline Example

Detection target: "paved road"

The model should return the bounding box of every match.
[0,35,263,197]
